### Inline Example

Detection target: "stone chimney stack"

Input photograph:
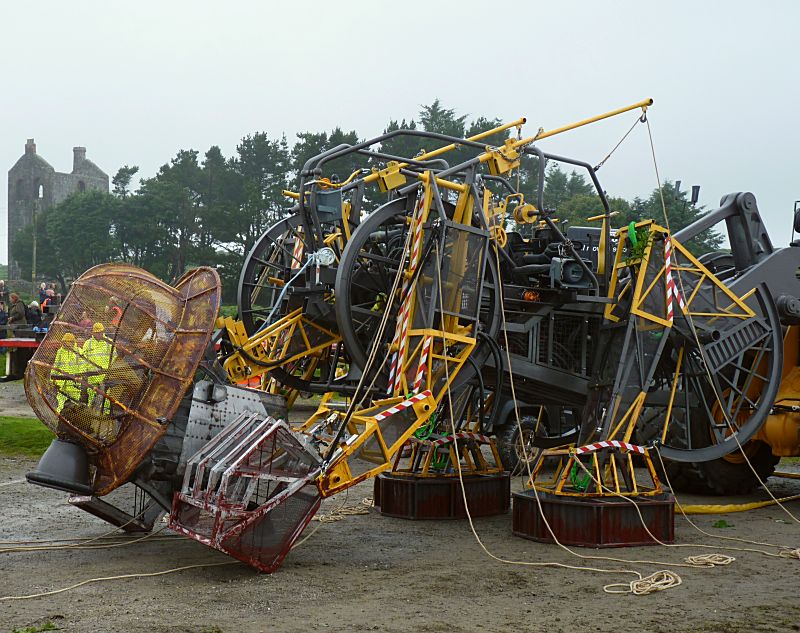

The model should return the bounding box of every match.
[73,146,86,171]
[25,138,36,155]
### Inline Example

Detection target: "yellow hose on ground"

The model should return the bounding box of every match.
[682,493,800,514]
[681,471,800,513]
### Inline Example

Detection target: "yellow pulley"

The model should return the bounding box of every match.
[513,203,538,224]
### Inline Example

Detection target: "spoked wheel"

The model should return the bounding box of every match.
[655,287,782,462]
[642,287,784,493]
[237,214,346,395]
[237,213,309,336]
[334,195,502,390]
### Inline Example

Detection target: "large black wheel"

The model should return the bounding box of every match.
[237,213,346,394]
[629,286,784,464]
[237,213,308,336]
[334,195,502,391]
[662,440,779,495]
[633,286,784,494]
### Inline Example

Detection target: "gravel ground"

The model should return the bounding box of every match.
[0,379,34,418]
[3,380,800,633]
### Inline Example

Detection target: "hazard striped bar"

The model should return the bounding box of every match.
[373,390,432,422]
[427,431,492,446]
[574,440,646,455]
[413,335,432,392]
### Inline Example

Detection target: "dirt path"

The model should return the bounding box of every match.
[4,382,800,632]
[3,454,800,633]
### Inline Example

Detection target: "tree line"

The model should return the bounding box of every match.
[12,100,721,302]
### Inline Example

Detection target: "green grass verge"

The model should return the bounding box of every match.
[0,416,54,457]
[12,622,58,633]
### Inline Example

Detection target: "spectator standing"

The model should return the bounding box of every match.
[0,301,7,339]
[0,280,9,305]
[38,283,47,304]
[27,301,42,327]
[78,310,93,335]
[8,293,27,329]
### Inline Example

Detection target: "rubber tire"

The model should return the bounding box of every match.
[663,440,779,496]
[495,416,540,473]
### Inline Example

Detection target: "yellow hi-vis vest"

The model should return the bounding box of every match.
[81,337,115,376]
[51,345,82,411]
[81,337,115,409]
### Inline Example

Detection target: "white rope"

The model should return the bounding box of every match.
[604,570,682,595]
[0,562,238,602]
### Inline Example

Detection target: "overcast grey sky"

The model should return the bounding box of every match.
[2,0,799,265]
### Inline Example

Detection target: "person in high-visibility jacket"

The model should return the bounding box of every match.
[81,322,115,410]
[51,332,82,412]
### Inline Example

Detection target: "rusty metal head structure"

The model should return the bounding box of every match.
[25,263,221,495]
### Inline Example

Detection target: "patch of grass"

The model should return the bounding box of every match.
[712,519,733,529]
[0,416,54,457]
[12,621,59,633]
[0,351,6,376]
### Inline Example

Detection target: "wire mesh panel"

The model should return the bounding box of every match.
[25,264,221,495]
[170,416,323,573]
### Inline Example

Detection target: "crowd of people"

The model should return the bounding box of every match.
[0,280,63,338]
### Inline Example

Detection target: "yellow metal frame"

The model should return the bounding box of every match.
[222,310,341,383]
[597,222,759,446]
[316,392,437,496]
[531,446,664,498]
[393,436,504,478]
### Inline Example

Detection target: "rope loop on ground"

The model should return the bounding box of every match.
[604,570,682,595]
[313,497,373,523]
[683,554,735,567]
[779,548,800,560]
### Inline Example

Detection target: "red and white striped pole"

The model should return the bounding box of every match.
[413,335,432,392]
[387,194,427,394]
[664,235,686,324]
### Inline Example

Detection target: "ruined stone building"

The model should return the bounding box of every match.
[6,139,109,279]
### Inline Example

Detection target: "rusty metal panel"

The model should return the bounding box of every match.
[375,473,510,520]
[512,490,674,547]
[169,416,323,573]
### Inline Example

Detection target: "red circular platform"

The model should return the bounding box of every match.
[374,472,510,520]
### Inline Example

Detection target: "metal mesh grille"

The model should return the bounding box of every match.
[538,312,593,376]
[24,263,221,495]
[220,482,321,573]
[171,417,322,573]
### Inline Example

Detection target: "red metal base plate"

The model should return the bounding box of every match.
[512,490,675,548]
[374,472,510,520]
